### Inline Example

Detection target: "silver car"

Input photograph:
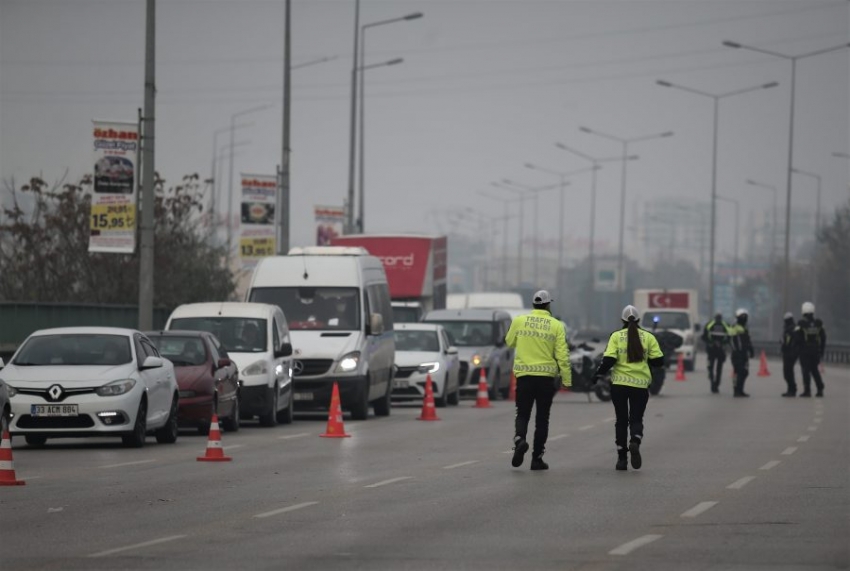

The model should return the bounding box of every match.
[392,323,460,407]
[422,309,515,400]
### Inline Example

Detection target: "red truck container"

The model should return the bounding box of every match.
[330,234,447,322]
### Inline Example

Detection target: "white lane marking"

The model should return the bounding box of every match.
[501,450,514,454]
[278,432,310,440]
[578,425,594,431]
[781,447,797,455]
[760,460,781,470]
[681,501,718,518]
[797,435,810,443]
[364,476,413,488]
[609,534,663,555]
[808,426,818,432]
[603,417,615,423]
[727,476,756,490]
[89,535,187,558]
[814,418,822,424]
[254,501,319,519]
[549,434,569,441]
[443,460,478,470]
[98,459,156,469]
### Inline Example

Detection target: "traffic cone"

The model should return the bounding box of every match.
[0,430,25,486]
[757,350,771,377]
[508,372,517,401]
[473,368,492,408]
[197,414,232,462]
[417,374,440,421]
[675,353,687,381]
[320,382,351,438]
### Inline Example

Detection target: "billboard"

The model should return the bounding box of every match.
[239,174,276,269]
[89,120,138,253]
[314,205,345,246]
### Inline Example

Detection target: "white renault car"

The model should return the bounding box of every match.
[1,327,179,448]
[392,323,460,407]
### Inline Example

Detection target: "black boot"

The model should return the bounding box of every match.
[511,437,529,467]
[530,455,549,471]
[616,448,628,471]
[629,439,642,470]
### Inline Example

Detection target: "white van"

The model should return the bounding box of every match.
[246,246,395,421]
[165,302,294,427]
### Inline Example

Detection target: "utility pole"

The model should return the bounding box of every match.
[278,0,291,254]
[345,0,361,234]
[138,0,156,331]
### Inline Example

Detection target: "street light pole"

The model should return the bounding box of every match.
[492,181,530,286]
[656,79,778,313]
[723,39,850,313]
[278,0,291,255]
[579,126,673,304]
[745,178,778,333]
[501,179,561,287]
[138,0,156,331]
[227,103,271,251]
[477,190,521,289]
[717,195,740,312]
[791,167,823,303]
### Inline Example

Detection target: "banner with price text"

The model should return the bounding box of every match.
[239,173,277,269]
[89,120,138,253]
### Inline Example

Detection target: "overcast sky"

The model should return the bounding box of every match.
[1,0,848,267]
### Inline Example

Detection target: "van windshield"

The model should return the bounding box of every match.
[169,317,267,353]
[641,311,691,331]
[425,321,494,347]
[250,287,360,331]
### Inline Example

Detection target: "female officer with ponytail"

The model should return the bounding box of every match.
[593,305,665,471]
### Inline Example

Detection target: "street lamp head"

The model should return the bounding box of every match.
[745,179,757,185]
[579,126,592,134]
[656,79,673,87]
[627,154,640,160]
[404,12,424,20]
[660,131,674,138]
[722,40,742,49]
[762,82,779,89]
[524,163,536,169]
[386,58,404,66]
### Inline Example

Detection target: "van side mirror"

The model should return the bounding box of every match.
[446,346,458,355]
[274,342,293,359]
[141,356,164,370]
[369,313,384,336]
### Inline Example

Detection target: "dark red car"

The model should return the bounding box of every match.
[146,330,240,434]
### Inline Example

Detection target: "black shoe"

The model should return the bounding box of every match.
[815,392,823,398]
[629,440,642,470]
[799,392,811,398]
[733,392,750,397]
[781,392,796,397]
[616,450,628,471]
[530,456,549,471]
[710,382,719,394]
[511,438,529,467]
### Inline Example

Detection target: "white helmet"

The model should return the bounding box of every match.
[801,301,815,315]
[735,308,748,317]
[621,305,640,322]
[783,312,794,320]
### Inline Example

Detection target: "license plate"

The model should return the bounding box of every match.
[293,392,313,401]
[31,404,79,417]
[393,380,409,389]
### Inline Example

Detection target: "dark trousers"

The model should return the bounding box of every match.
[514,375,556,457]
[731,351,749,394]
[799,353,824,394]
[610,384,649,449]
[782,353,797,394]
[706,346,726,388]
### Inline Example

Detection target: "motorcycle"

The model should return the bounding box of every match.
[562,340,612,402]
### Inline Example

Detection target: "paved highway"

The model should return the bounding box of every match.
[2,360,847,570]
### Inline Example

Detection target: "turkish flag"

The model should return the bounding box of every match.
[648,292,690,309]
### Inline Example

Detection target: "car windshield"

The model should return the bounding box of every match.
[250,287,360,331]
[426,321,494,347]
[169,317,267,353]
[13,334,132,366]
[148,335,207,366]
[394,330,440,352]
[392,306,420,324]
[641,311,691,330]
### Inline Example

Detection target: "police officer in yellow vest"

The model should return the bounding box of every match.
[505,290,571,471]
[702,313,732,394]
[729,308,755,397]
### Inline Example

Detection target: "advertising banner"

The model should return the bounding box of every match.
[239,174,277,268]
[314,205,345,246]
[89,120,138,253]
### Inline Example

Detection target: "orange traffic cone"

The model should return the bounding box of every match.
[0,430,25,486]
[508,372,517,401]
[474,368,492,408]
[675,353,687,381]
[197,414,232,462]
[320,382,351,438]
[417,374,440,421]
[757,350,771,377]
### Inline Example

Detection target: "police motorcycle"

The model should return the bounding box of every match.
[562,339,612,402]
[649,317,684,396]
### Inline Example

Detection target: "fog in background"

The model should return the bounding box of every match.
[1,0,848,287]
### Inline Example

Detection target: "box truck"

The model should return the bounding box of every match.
[633,289,700,371]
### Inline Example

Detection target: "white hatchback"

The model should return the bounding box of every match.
[392,323,460,407]
[1,327,179,448]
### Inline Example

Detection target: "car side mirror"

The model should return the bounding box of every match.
[494,336,505,347]
[141,356,164,370]
[369,313,384,336]
[446,346,458,355]
[274,342,293,359]
[216,358,233,369]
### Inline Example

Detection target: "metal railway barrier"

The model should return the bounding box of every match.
[752,340,850,366]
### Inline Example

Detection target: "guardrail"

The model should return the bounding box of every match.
[752,340,850,366]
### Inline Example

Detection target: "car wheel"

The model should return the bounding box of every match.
[25,434,47,448]
[350,379,370,421]
[447,380,460,406]
[122,399,147,448]
[373,375,391,417]
[258,384,279,427]
[276,386,294,424]
[155,395,179,444]
[435,375,448,408]
[221,392,240,432]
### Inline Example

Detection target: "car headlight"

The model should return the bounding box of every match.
[243,360,269,376]
[335,351,361,373]
[471,354,483,366]
[418,362,440,374]
[7,385,18,398]
[96,379,137,397]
